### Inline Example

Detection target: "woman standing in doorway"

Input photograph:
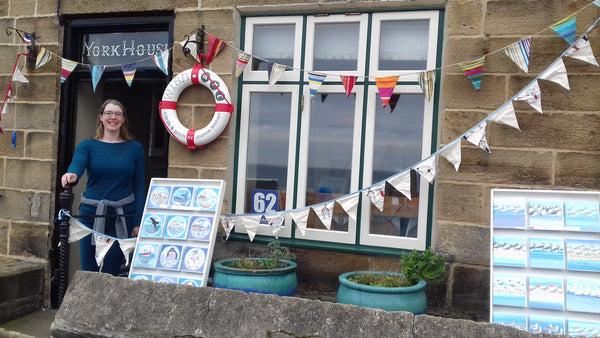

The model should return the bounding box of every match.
[61,99,145,276]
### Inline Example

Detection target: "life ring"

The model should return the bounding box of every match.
[159,65,233,149]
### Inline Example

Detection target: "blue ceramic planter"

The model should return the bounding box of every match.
[337,271,427,314]
[213,258,297,296]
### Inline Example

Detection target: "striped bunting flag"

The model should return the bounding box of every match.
[308,72,327,96]
[340,75,357,97]
[504,37,531,73]
[152,50,169,75]
[121,63,137,87]
[205,33,226,65]
[235,51,250,77]
[35,47,51,69]
[458,56,485,92]
[418,70,436,101]
[61,58,78,83]
[551,14,576,44]
[89,65,105,92]
[375,76,399,107]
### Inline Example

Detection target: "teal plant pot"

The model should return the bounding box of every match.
[337,271,427,314]
[213,258,297,296]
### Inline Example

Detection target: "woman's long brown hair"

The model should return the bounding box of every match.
[94,99,134,141]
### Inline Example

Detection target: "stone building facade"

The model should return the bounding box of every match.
[1,0,598,321]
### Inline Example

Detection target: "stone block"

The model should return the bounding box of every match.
[15,17,61,44]
[198,167,228,180]
[9,0,35,16]
[556,152,600,188]
[0,220,8,254]
[37,0,60,15]
[0,189,51,222]
[440,110,490,144]
[0,19,15,43]
[446,0,483,36]
[0,2,7,16]
[448,264,490,322]
[5,159,54,190]
[8,221,51,259]
[25,132,56,159]
[0,257,45,323]
[167,166,199,179]
[0,47,21,73]
[435,221,490,266]
[0,130,23,156]
[435,183,485,224]
[6,74,58,103]
[13,103,57,131]
[168,136,228,166]
[59,0,197,14]
[295,248,370,287]
[443,74,508,110]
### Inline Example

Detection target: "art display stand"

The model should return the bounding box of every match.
[490,189,600,336]
[128,178,225,287]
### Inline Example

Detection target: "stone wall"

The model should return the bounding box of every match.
[1,0,598,320]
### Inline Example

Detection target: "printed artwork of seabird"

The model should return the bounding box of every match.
[140,214,166,238]
[194,187,219,211]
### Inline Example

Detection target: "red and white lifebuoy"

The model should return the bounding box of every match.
[159,65,233,149]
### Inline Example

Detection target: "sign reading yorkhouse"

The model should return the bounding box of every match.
[129,178,225,286]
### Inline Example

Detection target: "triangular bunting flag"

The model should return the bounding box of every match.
[308,72,327,96]
[118,240,136,267]
[375,76,399,107]
[179,35,201,64]
[89,65,105,92]
[564,35,599,66]
[418,71,436,101]
[61,58,78,83]
[68,218,92,243]
[458,56,485,91]
[341,75,357,97]
[235,51,251,77]
[388,94,401,113]
[23,32,34,45]
[152,50,169,75]
[239,215,260,242]
[489,102,520,131]
[463,122,491,153]
[94,235,115,268]
[336,193,359,222]
[12,67,29,83]
[205,33,226,65]
[595,0,600,7]
[121,63,137,87]
[220,216,236,240]
[551,14,576,44]
[539,58,570,90]
[364,183,386,212]
[265,214,285,238]
[313,201,336,230]
[504,38,531,73]
[387,171,411,200]
[35,47,51,69]
[440,140,462,171]
[415,156,437,183]
[268,63,286,86]
[289,209,309,236]
[514,80,543,113]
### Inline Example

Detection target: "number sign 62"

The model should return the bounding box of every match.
[251,189,279,214]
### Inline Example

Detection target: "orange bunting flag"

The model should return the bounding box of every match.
[340,75,357,97]
[375,76,399,107]
[205,33,226,65]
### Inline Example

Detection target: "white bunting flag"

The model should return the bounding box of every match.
[539,58,570,90]
[463,122,491,153]
[313,201,336,230]
[289,209,309,236]
[239,215,261,242]
[387,171,412,200]
[336,193,359,222]
[364,183,386,212]
[179,35,201,64]
[415,156,437,183]
[564,36,599,66]
[489,101,520,131]
[68,219,92,243]
[12,67,29,83]
[94,235,116,268]
[268,63,286,86]
[440,139,462,171]
[514,80,543,113]
[118,240,136,267]
[262,214,285,238]
[220,216,236,240]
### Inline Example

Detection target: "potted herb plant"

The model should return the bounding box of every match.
[337,248,445,314]
[212,240,297,296]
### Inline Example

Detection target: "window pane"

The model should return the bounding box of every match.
[306,93,355,231]
[313,23,360,71]
[245,92,292,213]
[379,20,429,70]
[252,24,295,71]
[370,94,425,237]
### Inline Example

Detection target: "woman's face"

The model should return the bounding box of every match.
[99,103,125,133]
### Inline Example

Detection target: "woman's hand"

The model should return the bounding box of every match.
[61,173,78,187]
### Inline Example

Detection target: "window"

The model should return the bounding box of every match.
[233,10,441,252]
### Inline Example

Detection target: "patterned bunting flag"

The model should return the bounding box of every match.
[388,94,401,113]
[94,235,115,268]
[179,35,201,64]
[375,76,399,107]
[551,14,576,44]
[313,201,335,230]
[121,63,137,87]
[264,214,285,238]
[152,50,169,75]
[61,58,78,83]
[564,36,599,66]
[463,122,490,153]
[440,140,462,172]
[35,47,51,69]
[308,72,327,96]
[220,216,236,240]
[89,65,105,92]
[336,193,359,223]
[205,33,226,65]
[387,171,411,200]
[415,155,437,183]
[268,63,286,86]
[514,80,543,113]
[539,58,570,90]
[365,183,386,212]
[504,38,531,73]
[458,56,485,91]
[489,102,520,131]
[235,51,250,77]
[418,70,436,101]
[341,75,357,97]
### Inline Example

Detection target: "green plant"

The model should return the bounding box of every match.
[348,272,411,287]
[399,248,445,285]
[229,240,296,270]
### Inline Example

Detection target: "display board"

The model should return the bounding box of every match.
[128,178,225,287]
[490,189,600,336]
